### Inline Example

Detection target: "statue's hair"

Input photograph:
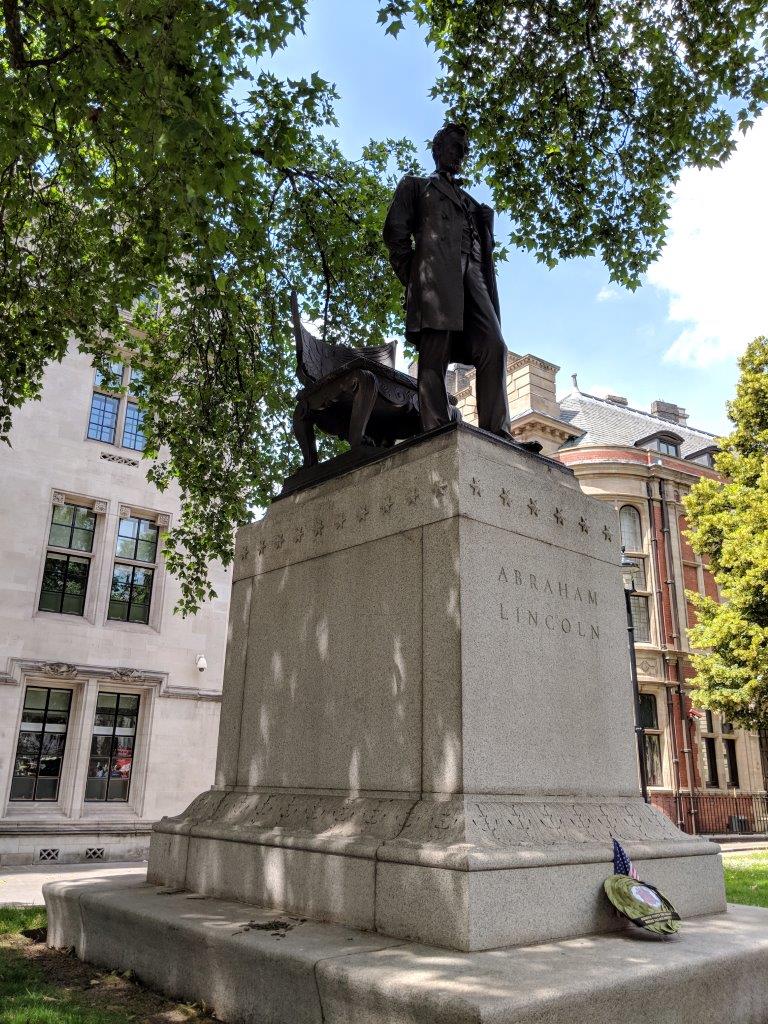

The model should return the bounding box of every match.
[431,122,469,164]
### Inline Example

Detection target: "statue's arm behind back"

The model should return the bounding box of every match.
[382,175,418,287]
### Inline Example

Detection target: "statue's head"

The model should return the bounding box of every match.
[432,123,469,175]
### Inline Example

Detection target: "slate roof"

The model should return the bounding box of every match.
[557,390,719,458]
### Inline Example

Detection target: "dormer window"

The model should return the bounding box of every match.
[686,445,718,469]
[650,437,680,457]
[635,431,684,459]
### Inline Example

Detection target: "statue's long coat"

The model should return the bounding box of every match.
[382,172,501,337]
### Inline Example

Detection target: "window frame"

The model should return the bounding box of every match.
[84,691,141,803]
[723,737,740,789]
[620,504,652,645]
[106,512,163,629]
[38,500,101,619]
[638,691,664,787]
[86,361,147,453]
[9,686,73,803]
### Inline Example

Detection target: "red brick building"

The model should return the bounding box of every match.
[453,354,768,835]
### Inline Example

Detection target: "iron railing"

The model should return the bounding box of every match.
[654,793,768,836]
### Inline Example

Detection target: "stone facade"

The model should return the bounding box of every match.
[456,356,768,834]
[0,345,231,865]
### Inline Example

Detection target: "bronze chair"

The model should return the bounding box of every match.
[290,291,459,469]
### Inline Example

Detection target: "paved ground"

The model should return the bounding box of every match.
[719,840,768,852]
[0,861,146,906]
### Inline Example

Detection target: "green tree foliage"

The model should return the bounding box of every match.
[0,1,416,611]
[684,338,768,728]
[3,2,767,612]
[379,1,768,286]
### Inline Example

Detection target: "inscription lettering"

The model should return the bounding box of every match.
[497,561,602,642]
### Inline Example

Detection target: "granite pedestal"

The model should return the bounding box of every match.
[46,424,768,1021]
[144,425,723,950]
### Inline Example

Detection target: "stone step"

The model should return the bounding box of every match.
[45,876,768,1024]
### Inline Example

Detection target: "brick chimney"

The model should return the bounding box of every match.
[651,400,689,426]
[506,353,560,420]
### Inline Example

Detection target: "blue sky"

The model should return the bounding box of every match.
[268,0,768,436]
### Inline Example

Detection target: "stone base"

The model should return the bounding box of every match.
[45,877,768,1024]
[148,790,725,951]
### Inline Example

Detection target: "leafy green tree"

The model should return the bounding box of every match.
[3,1,767,612]
[379,1,768,286]
[684,337,768,728]
[1,1,416,611]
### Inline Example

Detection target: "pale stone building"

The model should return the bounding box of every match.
[0,345,231,865]
[454,354,768,835]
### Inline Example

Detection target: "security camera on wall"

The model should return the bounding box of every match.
[195,654,207,673]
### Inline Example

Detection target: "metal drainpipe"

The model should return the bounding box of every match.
[646,479,684,828]
[659,478,698,835]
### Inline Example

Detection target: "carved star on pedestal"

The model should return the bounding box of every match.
[313,519,324,538]
[380,495,394,514]
[553,508,564,526]
[499,488,511,507]
[527,498,539,517]
[602,525,612,541]
[406,487,419,506]
[257,539,267,556]
[470,477,482,496]
[432,480,448,498]
[357,506,369,522]
[579,517,589,534]
[275,532,285,549]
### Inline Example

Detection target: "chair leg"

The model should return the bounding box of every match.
[347,370,378,448]
[293,399,318,467]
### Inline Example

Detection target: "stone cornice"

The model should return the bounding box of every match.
[0,659,221,701]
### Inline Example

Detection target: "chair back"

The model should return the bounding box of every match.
[290,291,396,386]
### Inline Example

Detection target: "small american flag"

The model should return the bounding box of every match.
[613,838,639,880]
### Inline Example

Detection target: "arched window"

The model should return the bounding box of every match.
[620,505,643,552]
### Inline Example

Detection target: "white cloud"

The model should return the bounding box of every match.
[596,286,620,302]
[648,111,768,368]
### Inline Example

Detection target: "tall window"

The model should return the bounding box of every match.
[85,692,140,802]
[122,403,146,451]
[108,516,158,624]
[700,711,719,788]
[723,738,740,789]
[10,687,72,801]
[620,505,651,644]
[87,362,146,452]
[39,502,96,616]
[638,692,663,787]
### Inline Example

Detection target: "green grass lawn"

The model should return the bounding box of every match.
[0,907,213,1024]
[722,850,768,909]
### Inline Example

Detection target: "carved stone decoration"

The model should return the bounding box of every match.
[553,507,564,526]
[38,662,78,679]
[579,517,589,533]
[406,487,419,506]
[156,513,171,529]
[499,488,511,507]
[257,539,267,556]
[101,452,139,468]
[118,504,132,519]
[92,499,109,515]
[432,480,448,498]
[108,667,151,684]
[637,657,660,679]
[527,498,539,517]
[52,491,66,506]
[313,519,324,538]
[380,495,393,514]
[470,477,482,496]
[602,525,612,541]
